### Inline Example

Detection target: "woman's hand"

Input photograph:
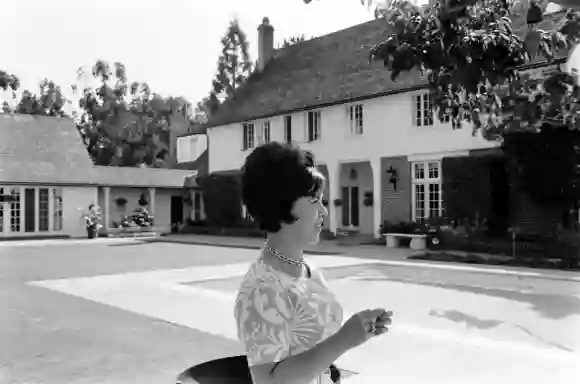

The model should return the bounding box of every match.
[336,308,393,350]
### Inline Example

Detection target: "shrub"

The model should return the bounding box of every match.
[198,173,242,228]
[442,154,510,236]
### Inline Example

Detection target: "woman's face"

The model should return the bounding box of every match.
[288,189,328,245]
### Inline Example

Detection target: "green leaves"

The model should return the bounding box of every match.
[369,0,580,138]
[74,59,192,167]
[0,70,19,91]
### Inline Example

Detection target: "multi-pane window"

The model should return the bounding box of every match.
[412,161,443,221]
[307,110,321,142]
[284,115,292,143]
[414,93,434,127]
[0,186,64,235]
[349,104,364,135]
[260,121,271,144]
[242,123,255,150]
[415,92,452,127]
[39,188,50,232]
[52,187,63,231]
[10,188,21,232]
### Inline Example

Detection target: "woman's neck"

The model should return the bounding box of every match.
[265,232,304,261]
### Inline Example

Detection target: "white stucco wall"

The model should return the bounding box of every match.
[207,90,498,172]
[62,186,99,238]
[176,134,208,163]
[207,89,499,237]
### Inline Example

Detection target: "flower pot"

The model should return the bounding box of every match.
[87,225,98,239]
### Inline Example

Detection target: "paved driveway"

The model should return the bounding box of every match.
[1,239,579,383]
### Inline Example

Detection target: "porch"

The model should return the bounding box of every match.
[318,158,383,239]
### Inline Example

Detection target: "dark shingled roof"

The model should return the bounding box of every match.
[0,114,96,184]
[206,10,568,128]
[0,114,202,188]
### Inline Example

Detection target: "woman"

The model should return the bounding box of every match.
[234,142,393,384]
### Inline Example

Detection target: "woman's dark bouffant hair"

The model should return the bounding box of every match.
[241,142,324,233]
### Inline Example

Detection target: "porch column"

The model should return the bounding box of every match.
[371,158,383,239]
[148,187,156,217]
[103,186,111,228]
[327,161,341,236]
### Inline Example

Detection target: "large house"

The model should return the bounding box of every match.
[204,13,568,239]
[0,114,203,239]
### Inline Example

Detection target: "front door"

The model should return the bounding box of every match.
[341,186,359,227]
[170,195,184,231]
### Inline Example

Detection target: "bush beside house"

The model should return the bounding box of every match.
[182,172,265,237]
[380,151,580,270]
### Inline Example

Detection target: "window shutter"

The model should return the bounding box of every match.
[242,124,247,150]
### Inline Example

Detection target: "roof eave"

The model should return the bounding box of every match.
[206,58,568,129]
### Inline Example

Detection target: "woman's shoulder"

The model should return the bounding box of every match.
[235,259,285,298]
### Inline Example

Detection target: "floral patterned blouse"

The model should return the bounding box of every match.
[234,257,344,384]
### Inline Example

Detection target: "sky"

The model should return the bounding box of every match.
[1,0,383,107]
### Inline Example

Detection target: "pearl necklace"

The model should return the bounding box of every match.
[264,243,305,267]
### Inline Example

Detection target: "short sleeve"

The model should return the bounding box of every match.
[234,279,296,366]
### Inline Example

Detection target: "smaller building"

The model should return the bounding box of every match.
[0,114,203,239]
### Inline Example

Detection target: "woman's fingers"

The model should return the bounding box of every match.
[374,325,389,335]
[375,317,392,327]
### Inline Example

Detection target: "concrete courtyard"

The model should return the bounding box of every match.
[1,238,579,384]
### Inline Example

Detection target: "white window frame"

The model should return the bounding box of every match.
[242,123,255,150]
[348,104,364,135]
[52,187,63,231]
[259,120,271,145]
[414,93,434,127]
[411,161,443,222]
[0,186,64,236]
[9,187,21,233]
[414,92,452,127]
[306,110,321,142]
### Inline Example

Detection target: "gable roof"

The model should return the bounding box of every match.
[0,114,96,184]
[0,114,202,188]
[206,10,568,128]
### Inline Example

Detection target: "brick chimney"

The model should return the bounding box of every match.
[257,17,274,72]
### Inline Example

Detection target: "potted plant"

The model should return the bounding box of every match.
[80,204,102,239]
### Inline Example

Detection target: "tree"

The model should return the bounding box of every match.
[196,92,220,123]
[16,79,67,116]
[200,18,253,120]
[0,70,19,92]
[73,59,191,167]
[281,34,307,48]
[0,71,68,117]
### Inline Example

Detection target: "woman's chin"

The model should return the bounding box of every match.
[307,230,322,244]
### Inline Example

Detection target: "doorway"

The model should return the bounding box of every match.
[341,186,359,227]
[170,195,183,232]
